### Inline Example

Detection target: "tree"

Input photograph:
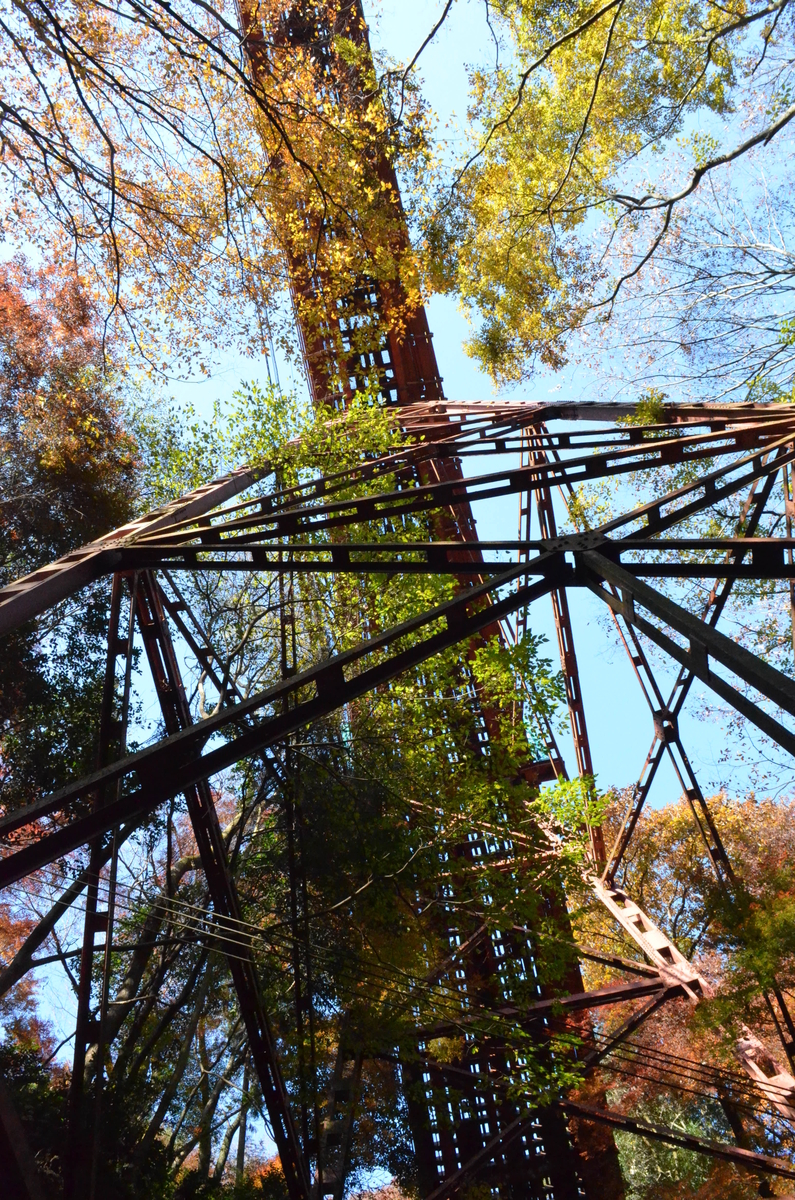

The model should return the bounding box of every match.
[0,0,433,377]
[0,254,137,815]
[569,162,795,404]
[419,0,795,390]
[576,789,795,1196]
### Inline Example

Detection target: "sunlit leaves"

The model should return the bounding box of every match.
[427,0,795,384]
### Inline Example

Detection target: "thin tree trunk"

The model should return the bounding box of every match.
[196,1040,244,1180]
[136,969,211,1163]
[171,1041,244,1175]
[236,1056,251,1184]
[197,1019,212,1177]
[123,950,208,1082]
[213,1111,243,1183]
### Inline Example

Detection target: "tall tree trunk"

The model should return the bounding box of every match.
[213,1111,243,1183]
[236,1056,251,1184]
[197,1019,212,1178]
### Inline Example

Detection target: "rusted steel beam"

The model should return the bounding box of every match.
[135,428,795,547]
[735,1028,795,1120]
[413,977,672,1041]
[550,401,795,424]
[65,573,135,1200]
[578,561,795,578]
[580,551,795,758]
[116,545,541,574]
[581,991,675,1070]
[525,428,603,864]
[0,569,561,886]
[560,1100,795,1180]
[528,441,594,782]
[591,881,710,1001]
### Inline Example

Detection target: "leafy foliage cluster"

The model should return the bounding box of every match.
[0,257,137,815]
[418,0,795,403]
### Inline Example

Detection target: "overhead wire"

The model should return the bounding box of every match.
[10,801,795,1147]
[22,877,790,1134]
[11,870,791,1104]
[13,869,794,1107]
[9,871,495,1022]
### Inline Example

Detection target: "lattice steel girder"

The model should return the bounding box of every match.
[111,536,795,577]
[580,551,795,758]
[5,402,795,1194]
[0,565,563,887]
[135,426,795,547]
[420,1116,533,1200]
[1,405,794,638]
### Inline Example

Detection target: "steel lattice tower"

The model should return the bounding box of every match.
[4,4,795,1200]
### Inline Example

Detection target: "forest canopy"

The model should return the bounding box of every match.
[2,2,795,1199]
[1,0,793,401]
[419,0,795,401]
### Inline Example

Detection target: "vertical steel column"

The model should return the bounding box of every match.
[278,555,313,1161]
[65,572,135,1200]
[783,462,795,660]
[134,572,311,1200]
[524,430,605,865]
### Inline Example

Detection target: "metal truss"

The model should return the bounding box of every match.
[4,400,795,1196]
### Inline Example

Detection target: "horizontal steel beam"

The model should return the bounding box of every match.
[599,563,795,579]
[118,548,795,581]
[413,977,670,1041]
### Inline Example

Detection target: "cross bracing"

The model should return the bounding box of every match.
[4,400,795,1196]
